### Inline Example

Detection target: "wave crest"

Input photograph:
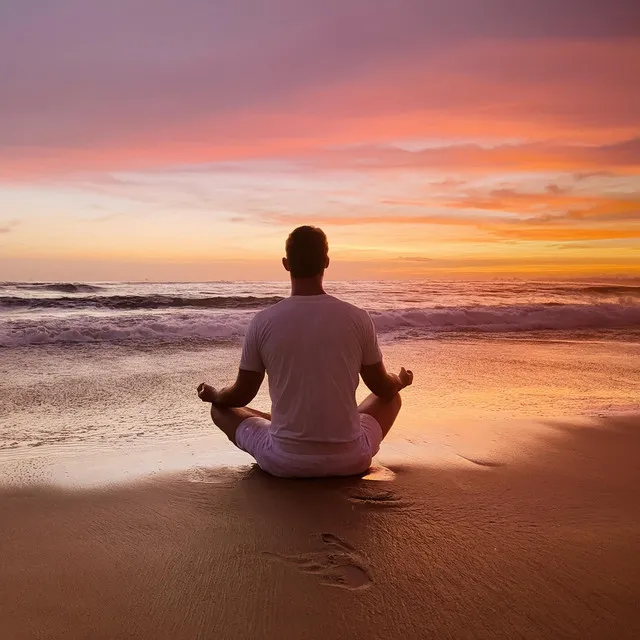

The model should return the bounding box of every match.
[0,294,284,310]
[371,302,640,334]
[0,313,252,347]
[9,282,104,293]
[1,302,638,347]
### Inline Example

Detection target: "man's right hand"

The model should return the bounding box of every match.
[387,367,413,394]
[361,361,414,399]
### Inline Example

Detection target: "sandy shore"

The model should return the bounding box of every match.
[1,414,639,639]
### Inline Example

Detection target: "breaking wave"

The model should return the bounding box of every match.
[0,313,253,347]
[370,302,640,334]
[1,302,638,347]
[556,284,640,297]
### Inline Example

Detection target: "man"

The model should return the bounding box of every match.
[197,225,413,477]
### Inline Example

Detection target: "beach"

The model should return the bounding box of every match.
[2,412,639,639]
[1,280,640,638]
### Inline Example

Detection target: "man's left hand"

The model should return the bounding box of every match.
[197,383,218,403]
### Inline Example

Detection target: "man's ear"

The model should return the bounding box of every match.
[282,257,290,272]
[325,256,330,269]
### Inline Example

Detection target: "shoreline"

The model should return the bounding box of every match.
[0,412,612,489]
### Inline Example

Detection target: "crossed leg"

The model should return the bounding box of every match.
[210,393,400,447]
[209,405,271,446]
[357,392,402,440]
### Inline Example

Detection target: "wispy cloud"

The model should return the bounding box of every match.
[444,189,640,220]
[486,226,640,242]
[258,213,484,227]
[255,184,640,244]
[395,256,434,262]
[0,219,20,233]
[300,138,640,175]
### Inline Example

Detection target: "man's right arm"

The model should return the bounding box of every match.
[361,361,413,399]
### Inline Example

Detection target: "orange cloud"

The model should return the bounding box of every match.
[258,187,640,244]
[261,213,482,227]
[484,225,640,242]
[445,190,640,219]
[304,138,640,175]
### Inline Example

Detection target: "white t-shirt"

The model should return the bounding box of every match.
[240,294,382,444]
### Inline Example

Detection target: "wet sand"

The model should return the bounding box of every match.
[1,414,639,639]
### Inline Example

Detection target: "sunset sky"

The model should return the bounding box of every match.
[1,0,639,280]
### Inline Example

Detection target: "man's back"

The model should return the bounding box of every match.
[240,294,381,444]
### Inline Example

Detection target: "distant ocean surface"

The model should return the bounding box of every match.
[1,279,640,347]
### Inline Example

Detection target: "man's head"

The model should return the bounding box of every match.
[283,226,329,278]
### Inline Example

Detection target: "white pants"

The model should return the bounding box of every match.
[235,414,384,478]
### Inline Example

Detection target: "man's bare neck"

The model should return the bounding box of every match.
[290,277,326,296]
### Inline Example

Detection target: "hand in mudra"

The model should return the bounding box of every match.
[197,383,217,403]
[399,367,413,389]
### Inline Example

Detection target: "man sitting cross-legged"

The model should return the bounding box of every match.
[197,225,413,478]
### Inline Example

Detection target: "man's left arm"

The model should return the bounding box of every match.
[197,369,264,407]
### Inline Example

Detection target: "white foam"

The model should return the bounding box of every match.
[0,313,251,347]
[371,302,640,334]
[1,302,638,347]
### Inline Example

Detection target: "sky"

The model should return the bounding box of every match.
[1,0,639,281]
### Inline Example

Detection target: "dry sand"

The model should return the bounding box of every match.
[1,414,639,639]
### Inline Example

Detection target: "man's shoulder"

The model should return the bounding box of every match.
[251,298,287,323]
[329,295,368,314]
[254,295,369,321]
[324,296,371,325]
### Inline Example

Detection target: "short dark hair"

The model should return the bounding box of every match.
[285,226,329,278]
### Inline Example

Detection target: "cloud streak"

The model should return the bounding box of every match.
[303,138,640,174]
[0,219,20,234]
[257,184,640,243]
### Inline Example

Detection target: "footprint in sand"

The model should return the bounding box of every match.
[262,533,372,590]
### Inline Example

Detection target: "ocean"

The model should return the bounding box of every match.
[2,279,640,347]
[1,279,639,486]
